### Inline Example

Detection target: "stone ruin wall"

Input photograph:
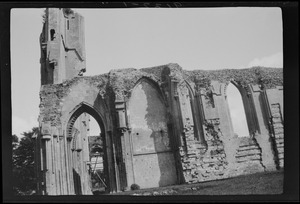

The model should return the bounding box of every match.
[159,64,283,183]
[38,63,283,193]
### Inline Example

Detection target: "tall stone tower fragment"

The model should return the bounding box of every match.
[40,8,86,85]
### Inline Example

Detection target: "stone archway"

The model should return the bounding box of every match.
[66,103,110,194]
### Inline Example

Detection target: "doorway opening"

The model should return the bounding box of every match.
[66,104,109,195]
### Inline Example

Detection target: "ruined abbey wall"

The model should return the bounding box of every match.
[36,63,283,195]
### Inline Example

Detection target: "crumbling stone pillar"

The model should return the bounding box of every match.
[210,81,237,174]
[115,99,131,191]
[249,84,277,171]
[161,66,186,185]
[264,86,284,169]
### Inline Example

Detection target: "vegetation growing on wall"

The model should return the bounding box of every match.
[186,66,283,89]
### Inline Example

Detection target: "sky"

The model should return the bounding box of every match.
[11,7,283,137]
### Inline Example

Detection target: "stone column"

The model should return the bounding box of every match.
[265,86,284,169]
[115,100,131,191]
[168,79,186,184]
[210,81,238,172]
[32,131,42,195]
[40,123,56,195]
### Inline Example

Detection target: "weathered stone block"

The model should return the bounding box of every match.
[236,154,261,163]
[272,117,282,123]
[275,133,284,139]
[272,112,281,118]
[273,123,284,129]
[275,138,284,143]
[279,160,284,168]
[236,149,261,157]
[277,148,284,155]
[237,145,259,152]
[203,157,219,163]
[276,143,284,148]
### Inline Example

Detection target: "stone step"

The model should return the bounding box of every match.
[237,145,259,152]
[272,117,282,123]
[236,149,261,157]
[271,105,280,110]
[276,143,284,148]
[277,147,284,154]
[202,157,220,163]
[274,130,284,136]
[279,160,284,168]
[273,123,284,129]
[278,152,284,159]
[236,154,261,163]
[275,138,284,144]
[272,112,282,118]
[274,133,284,139]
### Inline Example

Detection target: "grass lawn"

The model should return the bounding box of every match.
[113,170,284,196]
[178,170,284,195]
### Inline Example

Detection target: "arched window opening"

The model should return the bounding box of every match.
[67,108,108,195]
[226,83,249,137]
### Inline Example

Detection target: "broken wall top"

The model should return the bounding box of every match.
[40,64,283,101]
[184,66,283,89]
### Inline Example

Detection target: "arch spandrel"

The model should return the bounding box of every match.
[59,81,110,132]
[109,69,161,101]
[221,80,250,98]
[130,77,166,106]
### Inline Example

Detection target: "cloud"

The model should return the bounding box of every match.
[12,115,38,138]
[247,52,283,68]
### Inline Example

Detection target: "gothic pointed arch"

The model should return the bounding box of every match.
[132,76,168,107]
[66,102,106,140]
[127,77,178,189]
[223,80,260,137]
[65,101,111,194]
[177,80,206,145]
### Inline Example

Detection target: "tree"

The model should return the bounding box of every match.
[12,127,38,195]
[12,134,18,150]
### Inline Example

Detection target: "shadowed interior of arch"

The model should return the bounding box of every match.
[226,83,249,137]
